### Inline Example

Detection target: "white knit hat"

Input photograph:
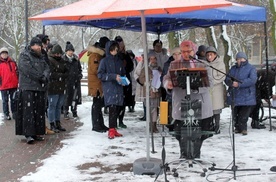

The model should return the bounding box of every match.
[0,47,8,54]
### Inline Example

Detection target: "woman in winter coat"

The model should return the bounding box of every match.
[0,47,18,120]
[205,46,226,134]
[47,44,69,132]
[87,37,109,133]
[134,54,146,121]
[114,36,134,128]
[138,53,162,133]
[97,41,125,139]
[225,52,257,135]
[163,40,213,159]
[62,41,82,119]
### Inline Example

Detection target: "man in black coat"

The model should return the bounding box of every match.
[16,37,50,144]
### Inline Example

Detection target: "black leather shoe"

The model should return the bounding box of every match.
[139,116,146,121]
[26,137,34,144]
[92,128,106,133]
[101,125,109,131]
[33,136,45,141]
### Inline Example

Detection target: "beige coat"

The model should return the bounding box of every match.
[134,61,145,102]
[209,56,226,111]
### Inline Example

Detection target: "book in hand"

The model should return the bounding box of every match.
[118,76,130,86]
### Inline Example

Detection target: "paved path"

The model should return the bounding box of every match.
[0,109,82,181]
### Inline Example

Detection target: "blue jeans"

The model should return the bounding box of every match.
[47,94,65,123]
[1,88,17,116]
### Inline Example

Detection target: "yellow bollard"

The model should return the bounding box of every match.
[159,101,168,125]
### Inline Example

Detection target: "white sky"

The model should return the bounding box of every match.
[2,86,276,181]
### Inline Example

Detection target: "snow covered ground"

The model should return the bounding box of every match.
[2,86,276,181]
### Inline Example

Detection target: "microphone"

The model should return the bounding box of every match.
[189,55,195,60]
[189,55,206,65]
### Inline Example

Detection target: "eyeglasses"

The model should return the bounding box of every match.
[181,50,193,54]
[173,52,181,56]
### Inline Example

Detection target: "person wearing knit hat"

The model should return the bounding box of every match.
[16,36,50,144]
[62,41,82,120]
[206,46,226,134]
[0,46,18,121]
[30,37,42,47]
[65,41,75,52]
[0,47,8,55]
[47,43,68,133]
[225,51,257,135]
[236,52,248,60]
[51,44,63,55]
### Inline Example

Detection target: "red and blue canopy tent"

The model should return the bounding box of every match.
[29,0,273,176]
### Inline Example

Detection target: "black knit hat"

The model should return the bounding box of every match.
[30,37,42,47]
[99,36,110,49]
[65,41,75,52]
[51,44,63,54]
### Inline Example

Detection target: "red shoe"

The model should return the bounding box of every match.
[114,128,123,137]
[108,128,115,139]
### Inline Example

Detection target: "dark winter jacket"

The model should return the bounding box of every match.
[255,69,276,101]
[47,53,69,95]
[97,41,126,106]
[18,46,50,91]
[118,51,133,106]
[225,60,257,106]
[62,53,82,106]
[0,56,18,90]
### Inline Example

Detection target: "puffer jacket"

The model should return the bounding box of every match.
[225,60,257,106]
[18,46,50,91]
[0,56,18,90]
[97,41,126,106]
[47,53,69,95]
[87,45,105,97]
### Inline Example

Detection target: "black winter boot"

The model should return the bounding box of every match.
[56,120,66,131]
[251,120,266,129]
[50,122,60,133]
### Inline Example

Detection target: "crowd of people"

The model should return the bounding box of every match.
[0,34,273,160]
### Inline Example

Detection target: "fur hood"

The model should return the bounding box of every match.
[87,45,104,56]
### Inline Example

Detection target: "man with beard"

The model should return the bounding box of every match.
[15,37,50,144]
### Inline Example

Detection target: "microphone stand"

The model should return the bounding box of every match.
[189,56,260,180]
[189,55,242,84]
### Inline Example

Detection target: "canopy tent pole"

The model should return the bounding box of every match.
[264,22,272,131]
[133,10,162,176]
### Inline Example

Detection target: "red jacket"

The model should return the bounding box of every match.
[0,57,18,90]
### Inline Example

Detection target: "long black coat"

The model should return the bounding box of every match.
[16,47,49,136]
[62,54,82,106]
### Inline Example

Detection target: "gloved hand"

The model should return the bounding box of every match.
[39,76,48,85]
[78,73,83,80]
[136,78,143,86]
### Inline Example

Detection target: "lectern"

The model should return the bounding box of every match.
[167,67,214,177]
